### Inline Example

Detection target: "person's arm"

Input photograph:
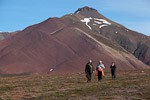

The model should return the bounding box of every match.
[114,65,116,69]
[110,65,112,69]
[92,64,95,72]
[102,64,105,69]
[85,64,87,73]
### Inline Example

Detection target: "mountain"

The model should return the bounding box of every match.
[0,32,12,40]
[74,6,150,65]
[0,6,149,74]
[0,31,19,40]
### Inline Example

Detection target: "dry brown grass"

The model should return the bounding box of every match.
[0,69,149,100]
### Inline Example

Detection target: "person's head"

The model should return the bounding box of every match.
[112,62,115,66]
[89,59,92,63]
[99,60,102,64]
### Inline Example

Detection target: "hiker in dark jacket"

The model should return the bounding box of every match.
[110,62,116,79]
[85,60,94,82]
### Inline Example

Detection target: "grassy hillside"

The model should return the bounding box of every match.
[0,70,149,100]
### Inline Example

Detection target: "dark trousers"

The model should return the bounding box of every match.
[86,73,92,82]
[98,70,102,81]
[111,70,116,79]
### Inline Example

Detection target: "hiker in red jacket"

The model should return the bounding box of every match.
[96,61,105,81]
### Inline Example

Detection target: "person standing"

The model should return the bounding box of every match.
[110,62,116,79]
[96,61,105,81]
[85,60,94,82]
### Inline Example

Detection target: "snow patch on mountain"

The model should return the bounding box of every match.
[94,21,102,25]
[76,11,80,14]
[94,18,111,25]
[50,69,53,72]
[125,29,129,32]
[81,17,92,30]
[81,17,111,29]
[99,25,109,28]
[94,18,111,28]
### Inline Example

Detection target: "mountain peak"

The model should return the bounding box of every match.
[74,6,98,14]
[74,6,105,18]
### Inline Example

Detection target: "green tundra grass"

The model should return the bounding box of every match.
[0,69,149,100]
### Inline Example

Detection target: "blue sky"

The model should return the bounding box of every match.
[0,0,150,36]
